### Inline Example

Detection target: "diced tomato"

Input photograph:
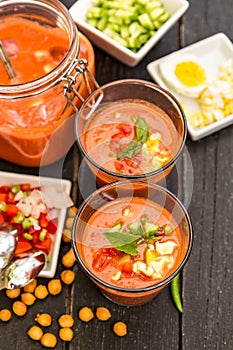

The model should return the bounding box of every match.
[20,183,31,192]
[6,204,19,216]
[114,160,125,171]
[46,217,58,234]
[0,186,10,193]
[0,193,8,202]
[111,132,125,140]
[122,262,133,274]
[14,240,32,255]
[39,212,49,228]
[34,235,52,255]
[116,123,133,136]
[92,248,119,271]
[124,157,140,169]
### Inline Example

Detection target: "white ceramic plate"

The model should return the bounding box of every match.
[0,171,72,278]
[147,33,233,141]
[69,0,189,67]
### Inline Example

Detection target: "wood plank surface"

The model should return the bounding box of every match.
[0,0,232,349]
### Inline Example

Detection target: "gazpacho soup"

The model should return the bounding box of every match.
[80,196,187,289]
[82,99,180,176]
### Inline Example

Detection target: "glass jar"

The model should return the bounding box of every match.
[0,0,96,167]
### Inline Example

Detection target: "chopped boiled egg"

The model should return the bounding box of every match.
[188,59,233,128]
[155,241,177,255]
[160,53,207,98]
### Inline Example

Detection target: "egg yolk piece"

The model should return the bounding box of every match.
[175,61,206,87]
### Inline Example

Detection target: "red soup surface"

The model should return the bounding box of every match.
[83,100,180,176]
[80,196,186,289]
[0,17,95,166]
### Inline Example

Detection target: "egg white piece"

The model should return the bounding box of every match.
[159,53,207,98]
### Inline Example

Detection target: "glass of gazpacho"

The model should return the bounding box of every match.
[75,79,187,186]
[71,180,193,306]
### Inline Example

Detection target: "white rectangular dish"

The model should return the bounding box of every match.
[70,0,189,67]
[147,33,233,141]
[0,171,72,278]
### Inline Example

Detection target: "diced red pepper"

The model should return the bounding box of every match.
[0,186,10,193]
[14,240,32,255]
[0,193,8,202]
[34,235,52,255]
[0,213,4,225]
[6,204,19,216]
[20,183,31,192]
[39,212,49,228]
[46,217,58,234]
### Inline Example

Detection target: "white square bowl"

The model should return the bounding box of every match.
[0,171,72,278]
[69,0,189,67]
[147,33,233,141]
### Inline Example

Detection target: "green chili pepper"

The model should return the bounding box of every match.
[0,201,7,212]
[13,211,25,223]
[39,229,47,241]
[171,273,183,313]
[10,184,21,194]
[23,233,33,240]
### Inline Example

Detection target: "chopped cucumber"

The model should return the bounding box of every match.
[86,0,171,52]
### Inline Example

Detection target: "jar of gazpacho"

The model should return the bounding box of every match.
[0,0,96,167]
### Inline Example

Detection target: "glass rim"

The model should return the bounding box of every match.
[71,179,193,294]
[75,78,187,179]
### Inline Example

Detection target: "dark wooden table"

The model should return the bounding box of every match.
[0,0,232,349]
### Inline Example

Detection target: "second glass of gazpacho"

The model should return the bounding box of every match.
[75,79,187,186]
[71,180,193,306]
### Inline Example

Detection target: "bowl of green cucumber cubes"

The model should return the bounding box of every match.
[70,0,189,67]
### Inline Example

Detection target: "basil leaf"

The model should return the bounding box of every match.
[135,116,149,144]
[117,141,141,160]
[116,242,138,256]
[103,230,140,256]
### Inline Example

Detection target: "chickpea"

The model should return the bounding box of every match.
[113,321,127,337]
[65,217,74,230]
[21,293,36,306]
[59,327,74,342]
[12,301,27,317]
[40,333,57,348]
[34,284,49,300]
[0,309,12,322]
[47,279,62,296]
[78,306,94,323]
[27,325,43,341]
[5,288,21,299]
[58,314,74,328]
[23,279,37,293]
[96,307,111,321]
[62,248,76,268]
[68,206,78,217]
[35,313,52,327]
[62,228,71,243]
[60,270,75,285]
